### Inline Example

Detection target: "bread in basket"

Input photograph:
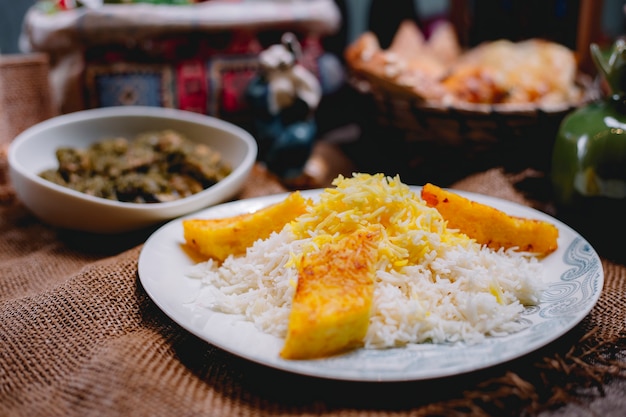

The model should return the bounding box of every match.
[344,21,596,185]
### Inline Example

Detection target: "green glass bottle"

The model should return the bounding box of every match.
[551,40,626,262]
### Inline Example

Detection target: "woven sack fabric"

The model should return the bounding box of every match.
[1,162,626,417]
[0,53,56,145]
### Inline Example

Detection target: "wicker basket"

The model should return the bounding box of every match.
[347,74,598,186]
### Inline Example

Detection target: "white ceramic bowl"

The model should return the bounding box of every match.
[8,106,257,233]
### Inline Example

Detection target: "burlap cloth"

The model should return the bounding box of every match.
[0,53,56,147]
[1,62,626,417]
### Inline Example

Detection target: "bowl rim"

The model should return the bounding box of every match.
[8,106,258,212]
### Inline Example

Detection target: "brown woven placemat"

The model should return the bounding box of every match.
[1,161,625,417]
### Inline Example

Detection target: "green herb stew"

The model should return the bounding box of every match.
[39,130,231,203]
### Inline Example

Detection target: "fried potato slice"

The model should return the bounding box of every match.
[280,226,381,360]
[421,183,558,256]
[183,191,309,262]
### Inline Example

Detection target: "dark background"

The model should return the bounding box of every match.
[2,0,625,55]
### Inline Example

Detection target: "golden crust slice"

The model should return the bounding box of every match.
[344,31,383,74]
[425,21,462,67]
[442,39,581,105]
[344,29,448,101]
[183,191,309,262]
[421,183,558,256]
[345,21,582,106]
[280,226,381,359]
[388,20,426,59]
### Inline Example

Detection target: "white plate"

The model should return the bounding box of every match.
[138,188,604,382]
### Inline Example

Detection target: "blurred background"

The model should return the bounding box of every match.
[0,0,626,54]
[3,0,626,186]
[3,0,626,54]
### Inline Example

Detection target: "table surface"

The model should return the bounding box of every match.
[2,132,626,417]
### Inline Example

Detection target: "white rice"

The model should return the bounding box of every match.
[187,174,546,348]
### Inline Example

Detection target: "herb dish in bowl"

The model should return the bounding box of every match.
[8,106,257,233]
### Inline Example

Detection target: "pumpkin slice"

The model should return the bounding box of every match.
[183,191,309,262]
[421,183,558,256]
[280,226,381,359]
